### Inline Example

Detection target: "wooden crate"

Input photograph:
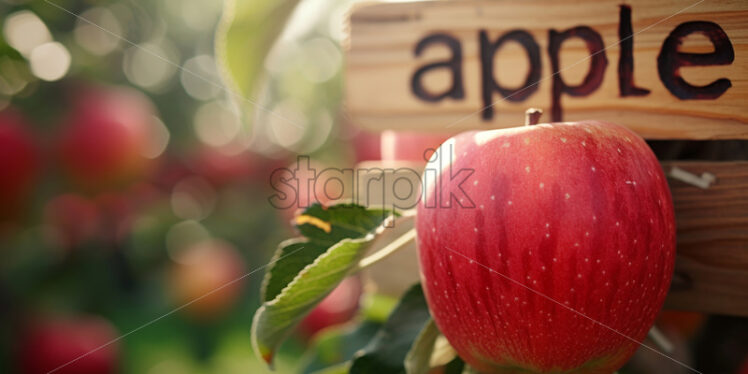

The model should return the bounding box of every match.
[345,0,748,316]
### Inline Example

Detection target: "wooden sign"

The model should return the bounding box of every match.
[346,0,748,139]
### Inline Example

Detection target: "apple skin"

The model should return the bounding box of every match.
[57,85,156,190]
[0,108,38,222]
[381,130,451,162]
[298,276,362,338]
[18,316,119,374]
[416,121,675,373]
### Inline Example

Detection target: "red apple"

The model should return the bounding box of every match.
[381,130,450,162]
[298,276,362,338]
[57,85,157,190]
[43,194,100,249]
[416,121,675,373]
[0,108,38,222]
[168,239,246,320]
[18,316,119,374]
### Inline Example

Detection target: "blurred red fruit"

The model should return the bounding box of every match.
[57,85,158,190]
[0,108,38,222]
[352,129,381,163]
[43,194,100,249]
[18,316,119,374]
[381,131,450,162]
[168,240,246,320]
[298,277,362,338]
[188,146,286,187]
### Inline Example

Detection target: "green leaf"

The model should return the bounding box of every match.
[261,203,393,302]
[300,321,382,374]
[260,238,328,303]
[349,284,432,374]
[215,0,300,121]
[360,293,399,323]
[252,203,396,367]
[405,319,440,374]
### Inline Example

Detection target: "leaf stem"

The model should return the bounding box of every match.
[357,228,417,270]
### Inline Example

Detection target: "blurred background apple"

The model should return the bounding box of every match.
[167,239,246,321]
[18,316,119,374]
[57,85,159,191]
[0,108,38,225]
[380,131,450,163]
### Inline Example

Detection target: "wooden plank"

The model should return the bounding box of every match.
[346,0,748,139]
[662,161,748,316]
[355,160,748,315]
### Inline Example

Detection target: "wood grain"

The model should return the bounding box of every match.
[346,0,748,139]
[355,160,748,316]
[662,161,748,316]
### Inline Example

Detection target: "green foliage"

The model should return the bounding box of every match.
[251,203,396,368]
[405,319,440,374]
[261,204,391,303]
[348,284,431,374]
[300,321,382,374]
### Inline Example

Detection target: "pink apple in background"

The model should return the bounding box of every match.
[187,145,287,187]
[381,130,451,162]
[168,240,246,320]
[298,276,362,338]
[416,121,675,373]
[43,194,100,249]
[0,108,38,222]
[57,85,158,190]
[18,316,119,374]
[352,129,381,163]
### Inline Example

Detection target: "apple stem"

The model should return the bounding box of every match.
[525,108,543,126]
[357,228,416,270]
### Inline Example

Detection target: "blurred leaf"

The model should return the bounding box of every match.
[215,0,300,124]
[311,362,352,374]
[405,319,439,374]
[360,293,399,323]
[0,39,23,60]
[300,321,381,374]
[252,203,396,368]
[349,284,431,374]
